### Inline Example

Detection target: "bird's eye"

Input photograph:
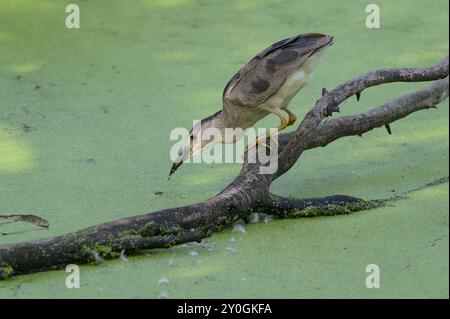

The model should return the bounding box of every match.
[190,135,194,141]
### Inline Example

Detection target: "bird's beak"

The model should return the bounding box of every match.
[169,161,183,177]
[169,141,203,178]
[327,35,334,46]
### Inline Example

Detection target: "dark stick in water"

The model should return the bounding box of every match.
[0,215,49,228]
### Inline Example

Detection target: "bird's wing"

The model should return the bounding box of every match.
[223,33,330,109]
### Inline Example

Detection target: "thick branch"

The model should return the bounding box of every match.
[0,57,448,280]
[272,57,448,180]
[258,194,380,218]
[278,76,449,150]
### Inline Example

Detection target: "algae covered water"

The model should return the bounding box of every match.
[0,0,448,298]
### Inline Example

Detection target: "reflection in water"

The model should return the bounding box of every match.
[1,227,47,237]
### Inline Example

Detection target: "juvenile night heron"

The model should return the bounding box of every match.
[170,33,333,176]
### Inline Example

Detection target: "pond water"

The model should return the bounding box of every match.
[0,0,448,298]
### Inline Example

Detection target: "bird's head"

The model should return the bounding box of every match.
[170,110,224,177]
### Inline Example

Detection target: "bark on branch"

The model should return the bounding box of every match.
[0,57,448,280]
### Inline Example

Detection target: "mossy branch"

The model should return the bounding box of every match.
[0,57,448,280]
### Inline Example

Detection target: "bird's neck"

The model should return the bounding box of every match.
[210,109,244,130]
[203,109,260,143]
[203,110,245,144]
[203,110,226,130]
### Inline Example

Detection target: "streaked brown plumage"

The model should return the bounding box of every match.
[170,33,333,176]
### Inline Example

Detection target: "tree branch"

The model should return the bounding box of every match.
[258,194,379,218]
[278,75,449,150]
[272,57,448,180]
[0,57,448,280]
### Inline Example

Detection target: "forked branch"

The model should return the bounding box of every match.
[0,57,448,279]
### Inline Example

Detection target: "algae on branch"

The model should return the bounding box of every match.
[0,265,14,280]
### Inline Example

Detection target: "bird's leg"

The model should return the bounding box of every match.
[285,109,297,126]
[243,134,273,156]
[245,107,288,153]
[258,107,290,134]
[253,108,296,151]
[272,108,291,132]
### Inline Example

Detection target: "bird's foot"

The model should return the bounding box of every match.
[243,132,278,159]
[286,109,297,126]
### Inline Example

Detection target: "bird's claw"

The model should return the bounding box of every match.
[243,133,277,159]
